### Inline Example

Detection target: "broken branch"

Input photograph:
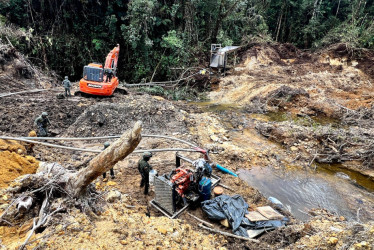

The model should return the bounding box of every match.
[198,223,260,243]
[187,213,214,228]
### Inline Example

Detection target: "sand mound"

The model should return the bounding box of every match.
[0,139,39,188]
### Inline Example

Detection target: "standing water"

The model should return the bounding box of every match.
[238,166,374,221]
[189,101,374,221]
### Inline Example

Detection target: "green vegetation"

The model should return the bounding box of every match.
[0,0,373,82]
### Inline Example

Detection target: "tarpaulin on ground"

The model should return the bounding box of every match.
[201,195,288,238]
[202,195,248,232]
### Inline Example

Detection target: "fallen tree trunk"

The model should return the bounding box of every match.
[68,121,142,197]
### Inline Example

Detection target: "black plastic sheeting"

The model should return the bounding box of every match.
[201,195,288,238]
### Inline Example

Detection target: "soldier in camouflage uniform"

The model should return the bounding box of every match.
[138,152,153,195]
[34,112,51,137]
[102,142,115,180]
[62,76,72,97]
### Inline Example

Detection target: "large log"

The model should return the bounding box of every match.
[68,121,142,197]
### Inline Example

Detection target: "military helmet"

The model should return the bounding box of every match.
[143,151,152,158]
[42,112,48,117]
[65,76,68,79]
[103,142,110,148]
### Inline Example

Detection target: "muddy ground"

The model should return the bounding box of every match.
[1,42,374,249]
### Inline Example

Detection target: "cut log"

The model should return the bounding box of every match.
[68,121,142,197]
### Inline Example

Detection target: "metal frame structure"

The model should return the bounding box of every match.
[210,44,240,76]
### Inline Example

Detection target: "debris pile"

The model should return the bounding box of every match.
[64,96,188,137]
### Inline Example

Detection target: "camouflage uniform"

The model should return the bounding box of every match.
[138,152,152,195]
[34,112,50,137]
[62,76,72,97]
[102,142,115,179]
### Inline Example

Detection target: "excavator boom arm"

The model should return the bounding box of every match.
[104,44,120,73]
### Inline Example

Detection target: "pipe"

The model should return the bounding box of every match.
[215,163,238,177]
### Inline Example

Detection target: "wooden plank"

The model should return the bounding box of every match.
[245,211,269,222]
[256,206,283,220]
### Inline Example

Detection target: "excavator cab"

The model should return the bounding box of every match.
[83,64,103,82]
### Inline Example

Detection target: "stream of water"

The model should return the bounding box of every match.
[190,101,374,221]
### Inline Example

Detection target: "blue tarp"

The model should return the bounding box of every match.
[201,195,288,237]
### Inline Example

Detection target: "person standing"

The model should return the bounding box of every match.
[138,152,153,195]
[62,76,72,97]
[102,142,115,180]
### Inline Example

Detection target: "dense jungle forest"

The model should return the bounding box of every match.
[0,0,373,82]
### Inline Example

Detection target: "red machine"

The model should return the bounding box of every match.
[78,45,122,96]
[170,167,194,197]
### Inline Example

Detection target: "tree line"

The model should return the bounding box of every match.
[0,0,373,82]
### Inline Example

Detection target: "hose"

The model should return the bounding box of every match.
[123,67,208,88]
[19,134,199,148]
[0,136,200,154]
[0,136,100,153]
[0,88,60,98]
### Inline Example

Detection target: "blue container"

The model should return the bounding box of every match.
[199,177,212,201]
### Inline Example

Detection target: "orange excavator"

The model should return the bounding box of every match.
[77,44,126,96]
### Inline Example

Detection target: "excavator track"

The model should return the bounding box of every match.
[74,86,127,98]
[114,86,128,95]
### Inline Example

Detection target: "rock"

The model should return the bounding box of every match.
[56,224,63,232]
[120,240,128,245]
[157,227,167,235]
[0,203,8,210]
[106,190,121,203]
[220,219,229,228]
[354,241,369,249]
[339,216,345,221]
[290,146,298,151]
[327,237,338,245]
